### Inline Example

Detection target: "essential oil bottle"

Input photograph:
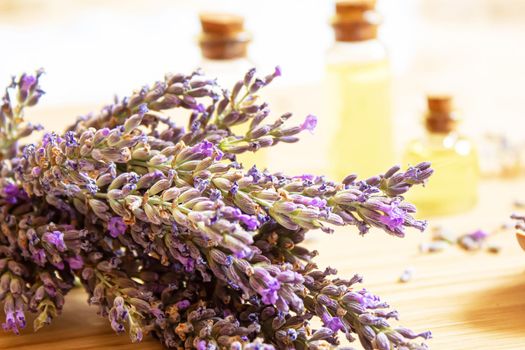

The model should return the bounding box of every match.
[197,12,265,169]
[403,95,479,217]
[197,12,254,86]
[326,0,393,180]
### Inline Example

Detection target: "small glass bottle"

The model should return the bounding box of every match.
[326,0,393,180]
[403,96,479,217]
[197,12,265,169]
[198,12,254,87]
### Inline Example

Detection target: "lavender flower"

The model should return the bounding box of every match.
[43,231,67,252]
[301,114,318,133]
[108,217,127,238]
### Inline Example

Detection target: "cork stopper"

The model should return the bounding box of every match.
[331,0,379,42]
[336,0,376,16]
[198,12,251,60]
[425,95,458,133]
[200,12,244,35]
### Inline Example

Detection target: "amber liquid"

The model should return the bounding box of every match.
[403,133,479,217]
[326,59,393,180]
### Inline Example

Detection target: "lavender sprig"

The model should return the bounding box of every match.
[0,70,44,160]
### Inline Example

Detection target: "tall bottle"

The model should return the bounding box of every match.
[197,12,266,169]
[326,0,393,180]
[403,95,479,217]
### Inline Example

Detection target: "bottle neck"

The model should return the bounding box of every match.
[332,22,378,42]
[424,110,458,134]
[426,130,456,138]
[198,26,251,60]
[199,35,250,60]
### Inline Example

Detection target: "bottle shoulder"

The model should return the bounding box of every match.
[326,40,388,65]
[404,133,477,158]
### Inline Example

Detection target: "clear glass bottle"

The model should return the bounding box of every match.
[326,0,393,180]
[197,12,265,169]
[403,96,479,217]
[198,12,254,87]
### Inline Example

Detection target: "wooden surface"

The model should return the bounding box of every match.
[1,177,525,349]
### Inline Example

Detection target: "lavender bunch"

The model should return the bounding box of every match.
[0,68,432,349]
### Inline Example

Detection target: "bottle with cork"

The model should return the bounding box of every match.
[197,12,266,169]
[403,95,479,217]
[326,0,393,180]
[198,12,253,87]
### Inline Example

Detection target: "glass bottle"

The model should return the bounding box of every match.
[326,0,393,180]
[197,12,265,169]
[403,95,479,217]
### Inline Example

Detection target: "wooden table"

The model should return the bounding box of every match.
[1,178,524,349]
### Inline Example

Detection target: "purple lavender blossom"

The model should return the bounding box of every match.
[378,204,405,231]
[85,179,99,195]
[293,195,327,208]
[100,128,110,137]
[261,288,279,305]
[238,214,259,231]
[176,300,190,310]
[301,114,317,133]
[2,183,21,204]
[20,74,36,92]
[322,314,345,333]
[64,131,78,147]
[42,132,60,147]
[137,103,149,115]
[274,66,282,77]
[67,256,84,270]
[468,229,489,241]
[31,249,47,266]
[247,165,262,182]
[2,311,20,335]
[43,231,66,252]
[357,289,386,309]
[195,140,214,157]
[209,189,222,201]
[108,217,127,238]
[230,181,239,195]
[293,174,317,182]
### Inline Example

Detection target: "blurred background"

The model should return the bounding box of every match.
[1,0,525,215]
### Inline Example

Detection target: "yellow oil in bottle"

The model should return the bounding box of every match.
[326,59,393,179]
[403,96,479,217]
[325,0,394,180]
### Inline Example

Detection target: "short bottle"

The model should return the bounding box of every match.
[403,95,479,217]
[197,12,266,169]
[326,0,393,180]
[197,12,254,87]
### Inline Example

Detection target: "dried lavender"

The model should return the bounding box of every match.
[0,70,44,160]
[0,68,432,349]
[398,268,415,283]
[457,230,489,251]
